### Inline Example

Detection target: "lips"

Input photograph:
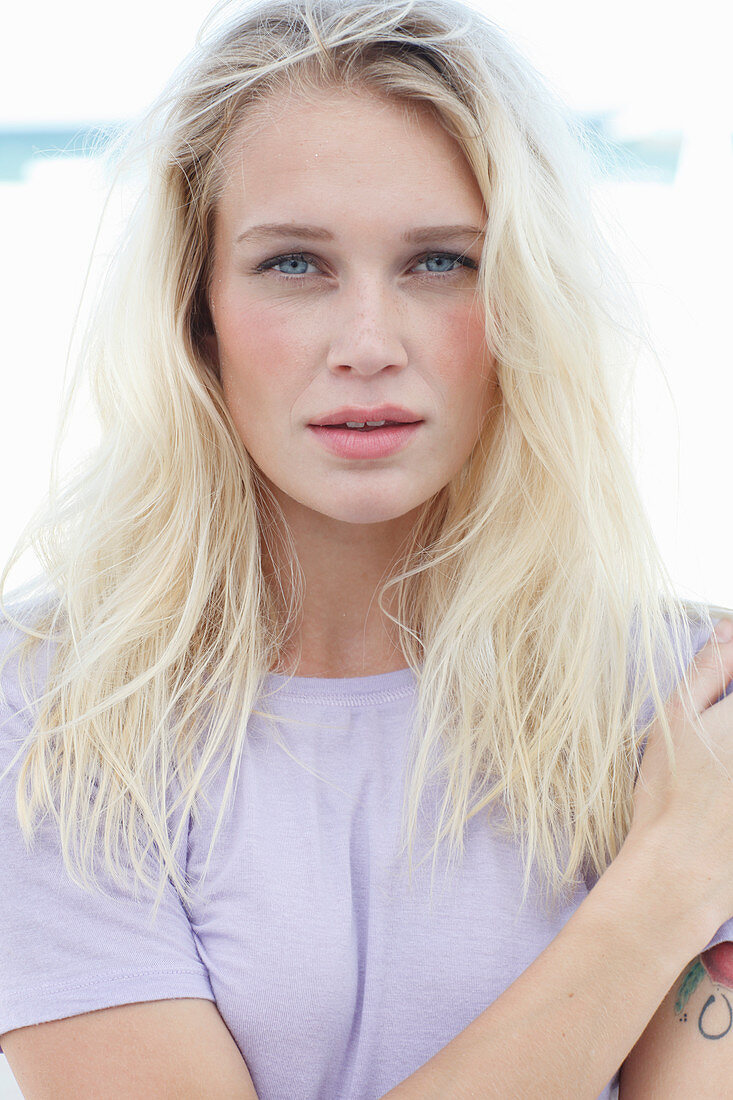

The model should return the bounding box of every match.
[322,420,402,430]
[309,404,422,427]
[308,420,422,458]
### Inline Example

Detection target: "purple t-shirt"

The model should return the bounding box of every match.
[1,609,732,1099]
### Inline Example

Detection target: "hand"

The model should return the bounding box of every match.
[626,626,733,924]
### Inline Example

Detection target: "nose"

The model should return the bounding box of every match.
[325,281,409,376]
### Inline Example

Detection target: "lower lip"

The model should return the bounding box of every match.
[307,422,423,459]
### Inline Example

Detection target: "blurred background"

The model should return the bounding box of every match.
[0,0,731,1086]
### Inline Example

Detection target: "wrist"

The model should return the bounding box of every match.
[597,828,721,963]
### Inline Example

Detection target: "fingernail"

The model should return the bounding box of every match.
[713,620,733,643]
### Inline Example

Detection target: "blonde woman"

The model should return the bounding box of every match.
[1,1,732,1097]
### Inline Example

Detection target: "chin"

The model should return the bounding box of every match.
[323,493,431,525]
[273,476,433,526]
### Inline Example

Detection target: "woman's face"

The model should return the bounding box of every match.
[206,85,497,526]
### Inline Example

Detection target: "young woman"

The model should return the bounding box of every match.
[1,1,732,1097]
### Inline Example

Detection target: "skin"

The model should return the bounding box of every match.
[205,85,497,677]
[674,944,733,1039]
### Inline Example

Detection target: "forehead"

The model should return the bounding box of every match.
[223,82,445,154]
[214,84,483,223]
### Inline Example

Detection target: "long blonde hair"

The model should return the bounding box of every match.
[0,0,722,922]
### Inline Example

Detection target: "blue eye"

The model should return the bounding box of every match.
[415,253,470,275]
[260,254,316,277]
[254,250,477,280]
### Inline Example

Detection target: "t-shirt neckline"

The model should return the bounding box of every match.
[260,664,418,705]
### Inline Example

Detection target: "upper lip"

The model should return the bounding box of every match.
[309,405,423,426]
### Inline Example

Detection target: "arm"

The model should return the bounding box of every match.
[381,832,721,1100]
[619,942,733,1097]
[382,628,733,1100]
[1,998,259,1100]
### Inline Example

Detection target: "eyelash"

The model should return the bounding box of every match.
[253,250,478,281]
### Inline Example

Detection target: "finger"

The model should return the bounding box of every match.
[713,679,733,708]
[674,626,733,716]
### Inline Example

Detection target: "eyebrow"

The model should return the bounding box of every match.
[234,222,486,246]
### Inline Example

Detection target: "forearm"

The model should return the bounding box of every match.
[381,834,719,1100]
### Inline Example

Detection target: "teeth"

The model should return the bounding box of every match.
[344,419,387,428]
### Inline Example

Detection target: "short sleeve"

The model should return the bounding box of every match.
[702,918,733,953]
[0,619,215,1050]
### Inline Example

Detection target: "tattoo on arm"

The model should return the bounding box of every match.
[675,943,733,1039]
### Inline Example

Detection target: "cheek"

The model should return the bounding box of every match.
[432,302,493,404]
[216,301,300,416]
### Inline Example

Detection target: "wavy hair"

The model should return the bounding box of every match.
[0,0,725,921]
